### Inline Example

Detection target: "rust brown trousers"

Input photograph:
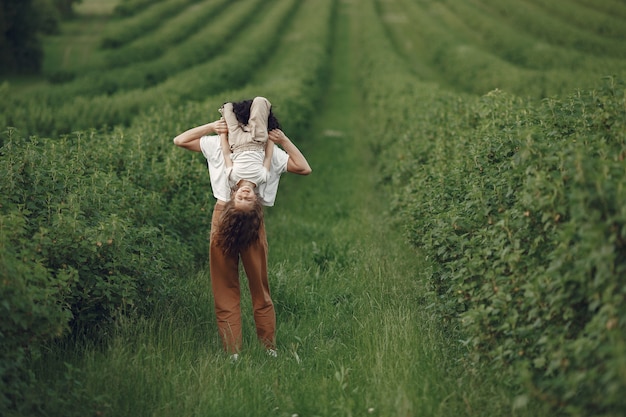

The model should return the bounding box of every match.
[209,203,276,354]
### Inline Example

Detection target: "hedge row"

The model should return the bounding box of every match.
[571,0,626,20]
[1,0,298,138]
[40,0,262,98]
[103,0,232,68]
[113,0,156,17]
[374,0,626,99]
[476,0,626,58]
[523,0,626,39]
[392,84,625,415]
[443,0,624,73]
[0,130,193,413]
[355,0,625,415]
[101,0,201,49]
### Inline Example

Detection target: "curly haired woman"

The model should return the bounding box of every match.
[173,101,311,360]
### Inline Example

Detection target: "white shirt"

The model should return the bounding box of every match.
[200,135,289,206]
[227,151,269,189]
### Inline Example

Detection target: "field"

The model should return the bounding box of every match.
[1,0,625,416]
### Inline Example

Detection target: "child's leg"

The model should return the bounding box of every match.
[248,97,271,144]
[221,102,248,150]
[220,102,239,133]
[219,130,233,169]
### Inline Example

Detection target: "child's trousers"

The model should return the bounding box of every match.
[209,203,276,353]
[222,96,271,153]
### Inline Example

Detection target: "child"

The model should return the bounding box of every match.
[219,96,278,193]
[215,97,280,258]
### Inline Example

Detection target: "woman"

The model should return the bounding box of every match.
[173,107,311,359]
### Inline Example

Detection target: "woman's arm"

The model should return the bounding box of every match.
[268,129,312,175]
[173,119,227,152]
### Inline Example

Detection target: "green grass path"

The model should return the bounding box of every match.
[259,2,539,416]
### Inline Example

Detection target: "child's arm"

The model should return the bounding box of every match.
[219,127,233,169]
[263,138,274,170]
[249,97,271,142]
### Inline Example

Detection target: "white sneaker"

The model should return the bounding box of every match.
[266,349,278,358]
[229,353,240,362]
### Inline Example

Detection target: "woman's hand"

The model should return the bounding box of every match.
[268,129,288,145]
[268,129,312,175]
[174,119,229,152]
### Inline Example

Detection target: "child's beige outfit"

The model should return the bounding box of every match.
[220,97,272,188]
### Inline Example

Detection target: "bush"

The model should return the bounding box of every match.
[0,130,193,329]
[101,0,199,49]
[0,211,72,413]
[0,128,196,412]
[384,80,626,415]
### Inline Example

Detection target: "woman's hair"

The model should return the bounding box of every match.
[215,196,264,257]
[232,98,281,131]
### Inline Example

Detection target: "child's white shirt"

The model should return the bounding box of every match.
[226,151,269,189]
[200,135,289,207]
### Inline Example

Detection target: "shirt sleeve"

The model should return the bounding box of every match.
[200,135,231,202]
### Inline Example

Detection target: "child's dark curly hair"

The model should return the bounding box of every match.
[214,197,264,257]
[231,98,281,131]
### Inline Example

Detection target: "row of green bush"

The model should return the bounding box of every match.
[443,0,625,73]
[523,0,626,39]
[43,0,262,97]
[100,0,200,49]
[0,0,298,138]
[0,0,85,75]
[571,0,626,19]
[374,0,626,99]
[112,0,155,17]
[0,130,193,414]
[355,0,625,415]
[395,84,625,415]
[0,0,264,124]
[0,0,336,413]
[103,0,231,68]
[476,0,626,58]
